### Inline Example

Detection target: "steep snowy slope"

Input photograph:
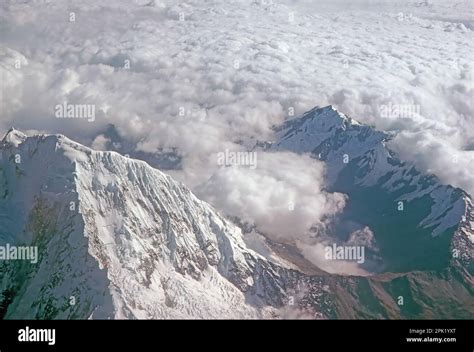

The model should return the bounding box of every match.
[0,129,282,318]
[1,129,341,319]
[0,128,472,319]
[272,106,473,273]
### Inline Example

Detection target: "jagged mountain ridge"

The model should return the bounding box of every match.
[271,106,473,274]
[0,129,289,318]
[0,104,472,318]
[2,129,354,319]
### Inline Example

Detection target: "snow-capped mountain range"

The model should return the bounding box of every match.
[0,106,472,319]
[271,106,473,274]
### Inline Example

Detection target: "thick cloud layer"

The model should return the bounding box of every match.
[197,152,347,241]
[1,0,472,259]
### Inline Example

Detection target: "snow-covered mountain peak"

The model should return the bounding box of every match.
[273,106,387,183]
[1,128,27,147]
[276,105,385,149]
[302,105,361,128]
[303,105,360,125]
[0,130,295,319]
[272,105,473,274]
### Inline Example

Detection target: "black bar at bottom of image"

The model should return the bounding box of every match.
[0,319,472,351]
